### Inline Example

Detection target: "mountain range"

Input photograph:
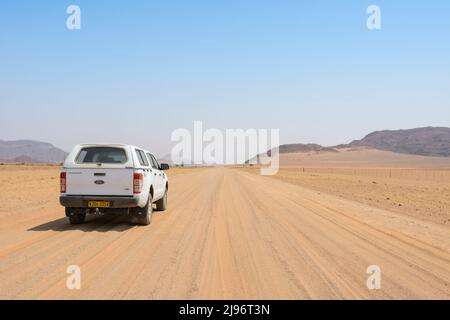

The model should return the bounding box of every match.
[1,127,449,164]
[0,140,67,163]
[347,127,450,157]
[255,126,450,161]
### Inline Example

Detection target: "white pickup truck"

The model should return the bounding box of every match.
[60,144,169,225]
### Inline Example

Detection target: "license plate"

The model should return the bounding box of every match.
[88,201,110,208]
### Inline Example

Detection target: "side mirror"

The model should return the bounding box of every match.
[160,163,170,171]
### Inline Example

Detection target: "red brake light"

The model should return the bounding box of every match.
[133,173,143,194]
[60,172,66,193]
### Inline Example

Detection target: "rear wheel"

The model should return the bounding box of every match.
[155,188,168,211]
[132,195,153,225]
[66,208,86,225]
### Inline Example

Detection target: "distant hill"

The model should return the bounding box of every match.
[247,144,337,163]
[262,143,337,158]
[277,144,337,154]
[0,140,67,163]
[249,126,450,164]
[349,127,450,157]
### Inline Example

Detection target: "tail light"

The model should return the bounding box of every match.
[60,172,66,193]
[133,173,143,194]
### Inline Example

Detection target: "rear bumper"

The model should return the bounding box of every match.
[60,195,140,208]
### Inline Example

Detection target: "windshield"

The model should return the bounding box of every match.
[75,147,128,164]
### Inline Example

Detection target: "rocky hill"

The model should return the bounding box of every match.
[349,127,450,157]
[0,140,67,163]
[250,127,450,163]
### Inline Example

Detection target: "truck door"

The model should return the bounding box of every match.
[148,153,164,199]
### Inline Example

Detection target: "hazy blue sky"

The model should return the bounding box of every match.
[1,0,449,155]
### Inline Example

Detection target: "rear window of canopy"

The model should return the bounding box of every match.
[75,147,128,164]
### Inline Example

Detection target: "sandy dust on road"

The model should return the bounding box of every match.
[0,166,449,299]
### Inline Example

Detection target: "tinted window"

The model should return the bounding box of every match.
[136,149,149,166]
[147,153,158,169]
[151,154,160,169]
[76,147,127,164]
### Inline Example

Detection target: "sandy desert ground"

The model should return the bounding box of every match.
[278,148,450,169]
[242,167,450,226]
[0,164,449,299]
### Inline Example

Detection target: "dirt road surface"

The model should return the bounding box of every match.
[0,167,449,299]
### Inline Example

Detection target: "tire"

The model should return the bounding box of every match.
[66,208,86,225]
[133,195,153,225]
[68,214,86,225]
[155,188,168,211]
